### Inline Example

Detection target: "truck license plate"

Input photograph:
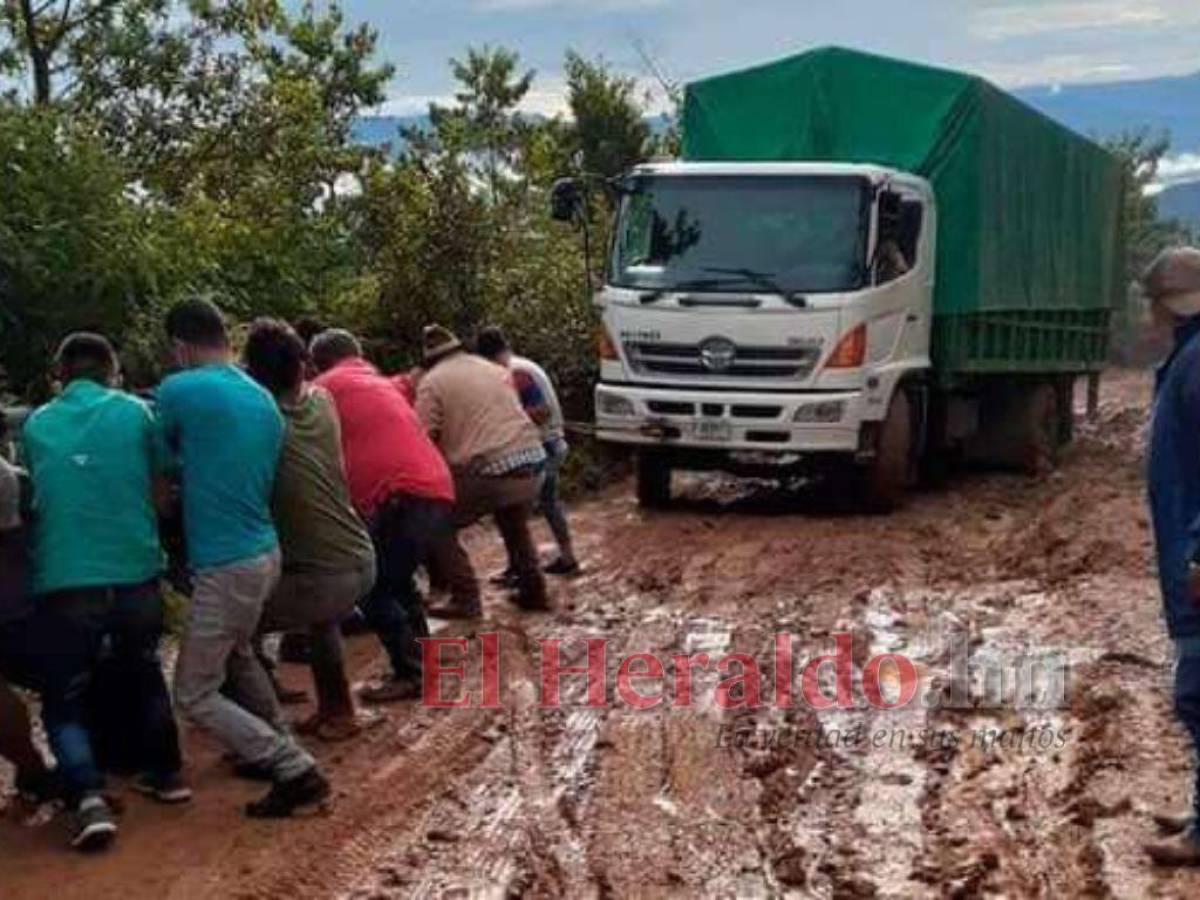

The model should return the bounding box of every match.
[696,418,732,441]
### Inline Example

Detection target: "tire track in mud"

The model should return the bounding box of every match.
[171,671,505,897]
[9,371,1200,899]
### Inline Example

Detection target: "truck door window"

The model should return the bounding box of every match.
[873,193,924,286]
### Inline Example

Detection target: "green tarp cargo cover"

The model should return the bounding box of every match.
[681,47,1124,333]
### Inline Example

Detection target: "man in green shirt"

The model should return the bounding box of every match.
[22,333,187,852]
[243,319,376,742]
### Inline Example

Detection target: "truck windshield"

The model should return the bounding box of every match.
[610,175,869,294]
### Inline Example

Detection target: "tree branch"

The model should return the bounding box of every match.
[63,0,119,34]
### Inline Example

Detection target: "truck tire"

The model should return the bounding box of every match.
[971,381,1059,474]
[1019,382,1061,474]
[636,451,672,508]
[857,389,915,512]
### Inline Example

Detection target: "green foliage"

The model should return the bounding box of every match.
[1104,131,1196,363]
[0,107,176,396]
[0,0,394,398]
[564,51,650,178]
[1107,131,1193,280]
[361,45,603,417]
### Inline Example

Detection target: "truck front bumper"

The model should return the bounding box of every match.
[595,383,871,454]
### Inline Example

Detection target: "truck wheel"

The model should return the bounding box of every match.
[636,451,672,508]
[1020,382,1060,474]
[968,381,1060,474]
[858,389,915,512]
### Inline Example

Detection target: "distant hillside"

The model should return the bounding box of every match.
[350,115,427,149]
[1015,71,1200,154]
[353,72,1200,217]
[1158,180,1200,230]
[351,111,669,153]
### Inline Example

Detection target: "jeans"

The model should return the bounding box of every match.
[174,550,314,781]
[1175,645,1200,817]
[37,579,182,803]
[363,495,446,682]
[260,560,376,719]
[537,439,574,563]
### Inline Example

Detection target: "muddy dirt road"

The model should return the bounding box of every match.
[2,369,1199,898]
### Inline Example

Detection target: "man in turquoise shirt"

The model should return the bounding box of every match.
[159,296,329,818]
[23,333,187,851]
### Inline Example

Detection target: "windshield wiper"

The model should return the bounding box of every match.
[699,267,806,306]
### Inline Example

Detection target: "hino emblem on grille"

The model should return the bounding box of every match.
[699,337,737,373]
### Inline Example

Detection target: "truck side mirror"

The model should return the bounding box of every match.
[550,178,583,223]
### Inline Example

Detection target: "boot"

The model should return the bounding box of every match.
[1146,829,1200,867]
[1153,811,1195,836]
[245,768,331,818]
[359,675,423,704]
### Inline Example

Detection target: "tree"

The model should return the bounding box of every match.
[1104,131,1195,363]
[0,107,188,396]
[564,50,649,179]
[1106,131,1193,281]
[433,44,534,201]
[0,1,393,396]
[1,0,136,105]
[1,0,392,197]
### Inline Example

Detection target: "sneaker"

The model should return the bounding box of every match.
[71,795,118,852]
[1153,811,1195,836]
[1146,829,1200,867]
[245,768,331,819]
[543,557,581,577]
[359,676,423,704]
[132,771,193,805]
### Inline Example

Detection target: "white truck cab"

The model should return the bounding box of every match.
[587,161,935,506]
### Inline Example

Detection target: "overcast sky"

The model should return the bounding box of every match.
[339,0,1200,116]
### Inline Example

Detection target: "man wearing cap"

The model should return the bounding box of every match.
[417,325,549,614]
[310,328,454,703]
[1143,247,1200,867]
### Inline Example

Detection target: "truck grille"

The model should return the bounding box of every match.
[624,340,822,379]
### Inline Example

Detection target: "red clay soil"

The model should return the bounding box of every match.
[1,369,1197,898]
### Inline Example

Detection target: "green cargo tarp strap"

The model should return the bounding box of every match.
[682,46,1124,376]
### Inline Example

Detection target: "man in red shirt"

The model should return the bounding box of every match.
[310,329,457,703]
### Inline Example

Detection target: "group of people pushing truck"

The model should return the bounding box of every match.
[0,296,577,851]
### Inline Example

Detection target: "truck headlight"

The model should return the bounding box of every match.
[793,401,845,423]
[598,392,636,417]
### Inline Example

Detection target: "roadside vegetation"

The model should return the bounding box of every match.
[0,1,1190,411]
[0,1,658,419]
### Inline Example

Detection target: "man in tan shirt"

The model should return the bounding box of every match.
[416,325,549,613]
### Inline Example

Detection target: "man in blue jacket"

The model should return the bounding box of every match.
[1144,247,1200,867]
